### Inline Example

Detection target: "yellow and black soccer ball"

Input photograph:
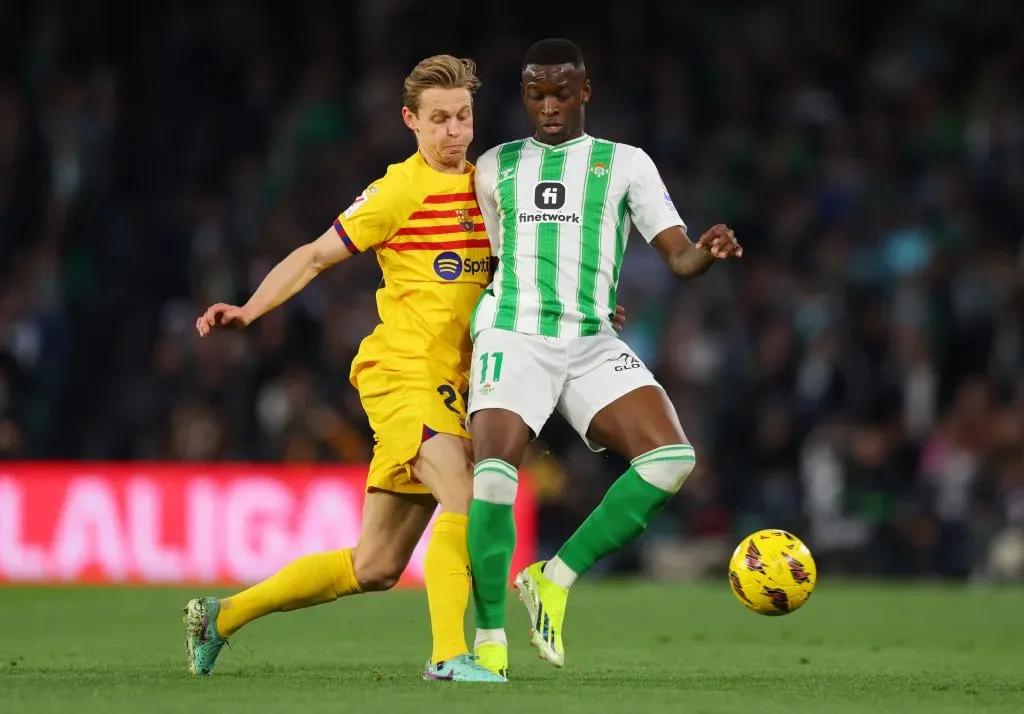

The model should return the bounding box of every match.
[728,530,817,616]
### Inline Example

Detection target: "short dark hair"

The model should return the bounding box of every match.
[522,38,585,72]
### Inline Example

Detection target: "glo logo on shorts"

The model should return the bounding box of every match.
[433,251,463,280]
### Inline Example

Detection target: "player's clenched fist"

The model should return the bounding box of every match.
[195,303,252,337]
[695,224,743,259]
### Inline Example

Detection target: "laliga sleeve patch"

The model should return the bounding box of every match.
[343,191,368,218]
[342,185,378,218]
[661,182,676,211]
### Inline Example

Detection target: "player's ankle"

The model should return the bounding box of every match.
[542,556,578,590]
[474,628,507,647]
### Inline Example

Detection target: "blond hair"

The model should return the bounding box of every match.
[402,55,481,114]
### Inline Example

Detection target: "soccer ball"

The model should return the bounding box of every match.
[728,530,817,616]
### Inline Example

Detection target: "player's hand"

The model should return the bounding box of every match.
[613,304,627,332]
[695,224,743,259]
[196,303,252,337]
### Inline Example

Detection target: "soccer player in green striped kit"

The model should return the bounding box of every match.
[466,38,743,677]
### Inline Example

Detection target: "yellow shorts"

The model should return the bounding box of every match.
[356,367,471,495]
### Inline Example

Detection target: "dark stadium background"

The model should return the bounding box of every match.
[0,0,1022,584]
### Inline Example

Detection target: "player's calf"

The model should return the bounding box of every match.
[547,383,696,587]
[518,443,696,668]
[468,456,519,674]
[413,434,478,666]
[548,443,696,584]
[467,457,520,644]
[352,546,411,592]
[352,490,437,591]
[466,407,533,652]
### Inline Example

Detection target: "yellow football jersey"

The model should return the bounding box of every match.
[335,152,493,392]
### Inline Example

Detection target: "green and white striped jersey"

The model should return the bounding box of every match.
[471,134,684,338]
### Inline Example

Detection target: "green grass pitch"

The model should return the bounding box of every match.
[1,582,1021,713]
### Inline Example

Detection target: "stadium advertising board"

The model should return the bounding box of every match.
[0,464,536,586]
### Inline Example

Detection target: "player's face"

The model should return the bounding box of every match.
[405,87,474,168]
[521,63,591,145]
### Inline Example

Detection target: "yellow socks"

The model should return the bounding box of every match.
[424,512,471,663]
[214,517,472,664]
[216,548,361,637]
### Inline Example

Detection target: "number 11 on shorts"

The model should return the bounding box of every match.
[479,351,503,383]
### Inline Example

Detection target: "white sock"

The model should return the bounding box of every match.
[474,628,507,648]
[542,555,578,589]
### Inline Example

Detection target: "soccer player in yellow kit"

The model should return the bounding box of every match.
[187,55,505,683]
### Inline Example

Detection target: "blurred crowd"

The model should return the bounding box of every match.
[1,0,1022,580]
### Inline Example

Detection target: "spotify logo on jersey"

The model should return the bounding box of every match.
[534,181,566,210]
[433,251,464,280]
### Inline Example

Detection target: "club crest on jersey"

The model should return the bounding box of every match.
[590,162,608,177]
[456,208,475,233]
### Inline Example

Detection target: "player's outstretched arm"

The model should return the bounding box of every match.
[196,227,352,336]
[626,147,742,279]
[651,224,742,279]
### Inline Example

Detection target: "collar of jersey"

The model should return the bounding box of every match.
[527,133,592,151]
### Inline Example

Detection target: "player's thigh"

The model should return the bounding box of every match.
[353,489,437,591]
[467,328,564,467]
[359,367,471,497]
[588,385,688,460]
[559,336,688,460]
[412,432,473,514]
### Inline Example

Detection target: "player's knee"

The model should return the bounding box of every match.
[352,544,407,592]
[470,409,530,468]
[435,467,472,514]
[415,434,473,514]
[631,444,696,495]
[472,459,519,506]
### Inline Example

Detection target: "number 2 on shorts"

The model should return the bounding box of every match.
[479,351,504,383]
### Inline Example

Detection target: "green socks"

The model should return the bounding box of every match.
[469,444,697,622]
[556,445,696,578]
[468,458,519,630]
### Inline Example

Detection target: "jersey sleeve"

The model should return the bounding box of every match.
[333,168,415,253]
[626,148,686,243]
[473,149,501,255]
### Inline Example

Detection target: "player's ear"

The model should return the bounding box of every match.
[401,106,418,133]
[582,79,592,103]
